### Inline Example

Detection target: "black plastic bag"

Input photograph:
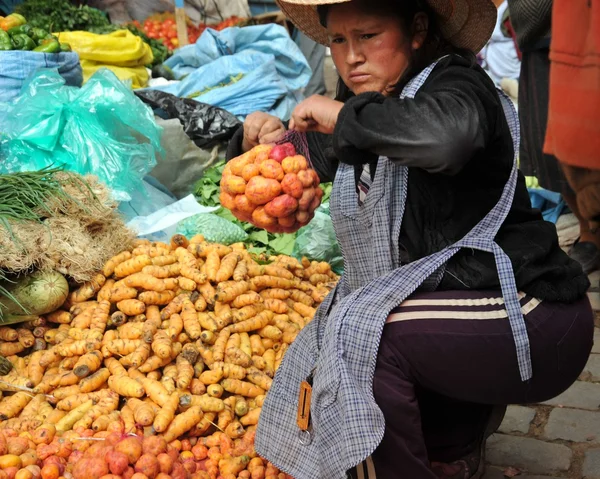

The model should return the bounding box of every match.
[136,90,241,149]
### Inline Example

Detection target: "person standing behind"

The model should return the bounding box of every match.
[544,0,600,259]
[508,0,600,274]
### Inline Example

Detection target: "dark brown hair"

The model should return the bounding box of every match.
[318,0,476,101]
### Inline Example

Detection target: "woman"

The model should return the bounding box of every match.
[226,0,594,478]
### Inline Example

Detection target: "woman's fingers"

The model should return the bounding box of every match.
[258,119,285,144]
[290,115,314,133]
[290,102,317,133]
[260,127,286,144]
[244,119,262,146]
[289,96,343,134]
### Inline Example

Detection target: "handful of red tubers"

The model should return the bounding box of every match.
[220,143,323,233]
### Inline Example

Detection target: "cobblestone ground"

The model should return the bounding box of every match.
[484,279,600,479]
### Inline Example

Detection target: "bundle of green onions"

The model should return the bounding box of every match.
[0,167,90,235]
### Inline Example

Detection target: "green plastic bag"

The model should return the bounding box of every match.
[177,213,248,245]
[0,69,162,202]
[292,203,343,274]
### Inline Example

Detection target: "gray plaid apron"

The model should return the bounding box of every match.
[255,62,527,479]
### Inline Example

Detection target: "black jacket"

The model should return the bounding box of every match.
[227,55,589,302]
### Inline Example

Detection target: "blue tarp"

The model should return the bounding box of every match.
[147,24,311,120]
[528,187,566,224]
[0,51,82,103]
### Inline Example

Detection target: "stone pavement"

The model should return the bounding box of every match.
[483,276,600,479]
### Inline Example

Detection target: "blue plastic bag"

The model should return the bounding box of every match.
[148,25,311,120]
[527,187,566,224]
[0,51,82,103]
[0,69,162,202]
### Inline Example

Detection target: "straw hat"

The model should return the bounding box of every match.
[275,0,497,53]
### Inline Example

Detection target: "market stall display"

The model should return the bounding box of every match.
[0,234,338,479]
[221,143,323,234]
[0,5,345,476]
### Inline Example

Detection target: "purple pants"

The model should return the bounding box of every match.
[351,290,594,479]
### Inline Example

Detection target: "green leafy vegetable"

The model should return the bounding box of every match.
[194,161,227,208]
[268,234,296,256]
[247,230,269,245]
[16,0,110,33]
[320,182,333,204]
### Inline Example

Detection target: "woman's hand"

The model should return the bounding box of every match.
[289,95,344,135]
[242,112,286,152]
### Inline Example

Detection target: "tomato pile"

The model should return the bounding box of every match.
[139,18,191,49]
[140,16,244,50]
[212,17,243,31]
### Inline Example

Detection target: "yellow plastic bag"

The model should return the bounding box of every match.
[79,60,149,89]
[56,30,153,88]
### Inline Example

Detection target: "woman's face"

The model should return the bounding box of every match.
[327,3,414,96]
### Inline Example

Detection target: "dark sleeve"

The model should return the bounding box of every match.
[305,131,338,183]
[225,125,245,161]
[225,125,338,183]
[332,64,492,176]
